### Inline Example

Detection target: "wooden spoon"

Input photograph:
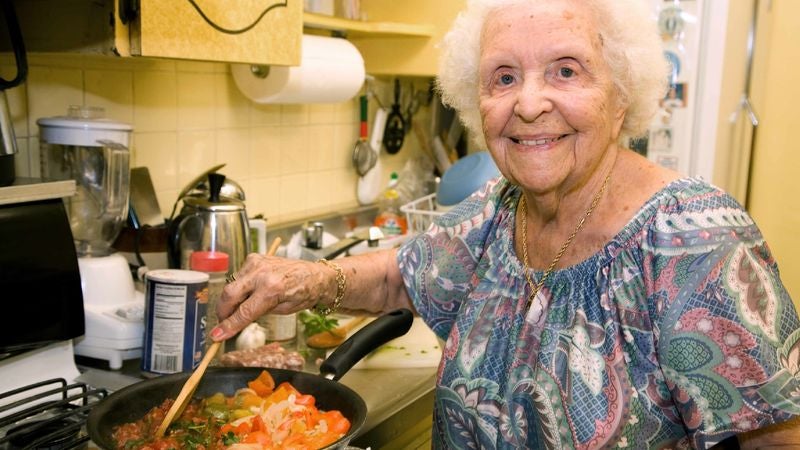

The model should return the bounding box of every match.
[266,236,282,257]
[306,316,368,349]
[155,237,282,437]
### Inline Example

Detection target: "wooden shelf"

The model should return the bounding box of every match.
[303,13,435,38]
[0,178,75,206]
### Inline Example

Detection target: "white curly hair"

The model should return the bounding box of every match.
[436,0,670,148]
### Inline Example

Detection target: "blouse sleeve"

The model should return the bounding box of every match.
[396,178,508,341]
[645,183,800,447]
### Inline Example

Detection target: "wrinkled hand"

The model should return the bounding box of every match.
[209,254,330,341]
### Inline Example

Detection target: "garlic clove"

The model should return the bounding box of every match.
[235,322,268,350]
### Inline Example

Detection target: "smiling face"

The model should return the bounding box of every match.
[478,0,626,194]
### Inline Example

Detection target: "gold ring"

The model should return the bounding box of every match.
[226,273,237,284]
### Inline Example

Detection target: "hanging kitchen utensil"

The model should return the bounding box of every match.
[403,83,421,135]
[352,94,376,176]
[357,107,388,205]
[383,79,406,154]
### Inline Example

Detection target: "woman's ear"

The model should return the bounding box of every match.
[612,99,627,138]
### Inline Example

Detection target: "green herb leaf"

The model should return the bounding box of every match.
[222,431,240,445]
[299,310,339,336]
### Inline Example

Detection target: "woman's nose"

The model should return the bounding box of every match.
[513,77,553,121]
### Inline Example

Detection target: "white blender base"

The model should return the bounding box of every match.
[76,253,145,370]
[73,338,141,370]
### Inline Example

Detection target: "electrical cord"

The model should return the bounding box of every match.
[0,0,28,90]
[186,0,288,35]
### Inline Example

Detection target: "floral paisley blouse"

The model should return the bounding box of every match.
[397,177,800,449]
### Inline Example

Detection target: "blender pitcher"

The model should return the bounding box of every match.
[39,106,132,256]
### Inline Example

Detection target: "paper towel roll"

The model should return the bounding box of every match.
[231,35,365,104]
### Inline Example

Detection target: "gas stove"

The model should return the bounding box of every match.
[0,378,107,449]
[0,341,109,449]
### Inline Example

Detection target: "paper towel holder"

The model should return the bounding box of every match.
[231,34,365,104]
[250,65,270,79]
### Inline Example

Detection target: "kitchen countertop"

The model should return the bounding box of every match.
[337,365,436,434]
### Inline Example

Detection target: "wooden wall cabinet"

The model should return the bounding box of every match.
[2,0,302,66]
[128,0,301,65]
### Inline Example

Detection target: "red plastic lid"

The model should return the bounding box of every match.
[190,251,229,272]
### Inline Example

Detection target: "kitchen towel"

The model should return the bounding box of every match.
[231,34,365,104]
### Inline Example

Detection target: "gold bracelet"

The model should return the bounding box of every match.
[315,258,346,316]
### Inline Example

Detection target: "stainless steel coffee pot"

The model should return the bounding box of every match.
[167,173,250,273]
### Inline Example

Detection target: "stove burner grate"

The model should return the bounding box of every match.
[0,379,107,450]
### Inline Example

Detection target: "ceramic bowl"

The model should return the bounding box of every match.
[437,151,499,207]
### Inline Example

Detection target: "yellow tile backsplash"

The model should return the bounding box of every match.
[177,72,216,130]
[133,131,179,192]
[133,70,178,132]
[85,69,134,125]
[25,66,83,141]
[1,53,425,226]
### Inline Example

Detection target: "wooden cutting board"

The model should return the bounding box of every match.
[337,316,443,369]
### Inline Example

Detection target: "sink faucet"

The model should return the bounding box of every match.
[301,222,384,261]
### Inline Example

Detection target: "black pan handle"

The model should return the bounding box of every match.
[320,309,413,380]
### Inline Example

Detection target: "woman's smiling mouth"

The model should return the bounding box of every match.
[510,134,568,146]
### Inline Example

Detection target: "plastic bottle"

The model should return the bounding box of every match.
[374,172,408,236]
[190,250,229,364]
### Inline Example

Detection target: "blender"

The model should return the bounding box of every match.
[38,106,143,369]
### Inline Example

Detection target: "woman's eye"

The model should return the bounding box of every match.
[498,73,514,85]
[559,67,575,78]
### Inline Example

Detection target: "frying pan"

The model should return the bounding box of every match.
[87,309,414,449]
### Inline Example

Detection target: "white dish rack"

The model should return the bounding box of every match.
[400,193,445,235]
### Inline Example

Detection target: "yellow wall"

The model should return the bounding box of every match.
[747,0,800,302]
[351,0,465,76]
[712,0,756,201]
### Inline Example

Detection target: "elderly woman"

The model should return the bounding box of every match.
[213,0,800,447]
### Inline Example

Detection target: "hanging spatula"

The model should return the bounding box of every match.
[383,79,406,154]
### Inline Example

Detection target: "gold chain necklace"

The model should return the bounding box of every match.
[519,172,611,307]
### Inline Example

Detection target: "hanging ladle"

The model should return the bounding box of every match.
[383,79,406,154]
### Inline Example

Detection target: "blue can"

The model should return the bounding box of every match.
[141,269,209,376]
